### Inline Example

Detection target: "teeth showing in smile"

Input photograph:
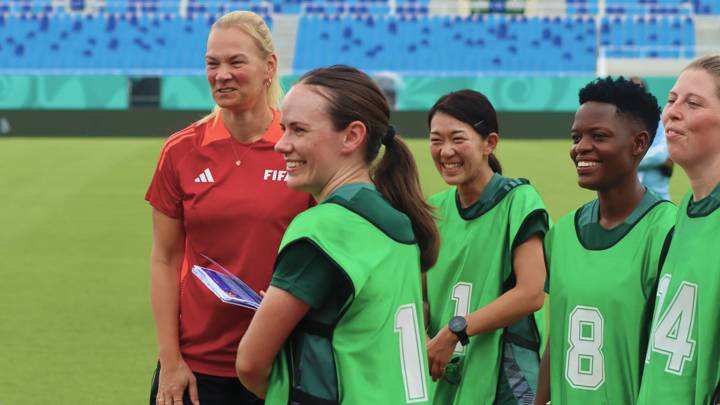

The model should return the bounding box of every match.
[442,162,462,169]
[286,161,305,169]
[577,161,598,168]
[218,88,234,93]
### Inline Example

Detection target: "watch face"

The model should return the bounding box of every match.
[449,316,466,332]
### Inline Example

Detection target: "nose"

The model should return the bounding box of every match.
[573,134,593,155]
[274,130,292,154]
[662,102,681,126]
[439,142,455,159]
[215,65,232,81]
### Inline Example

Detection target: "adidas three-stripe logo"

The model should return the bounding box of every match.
[194,168,215,183]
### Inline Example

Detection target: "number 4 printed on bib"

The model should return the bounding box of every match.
[647,274,697,375]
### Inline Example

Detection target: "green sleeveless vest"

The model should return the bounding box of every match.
[546,197,676,405]
[266,187,431,405]
[426,178,548,405]
[638,189,720,405]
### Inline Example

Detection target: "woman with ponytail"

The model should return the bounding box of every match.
[424,90,548,405]
[236,65,439,404]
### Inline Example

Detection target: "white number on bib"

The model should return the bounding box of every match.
[395,304,429,403]
[565,306,605,390]
[451,282,473,354]
[649,277,697,375]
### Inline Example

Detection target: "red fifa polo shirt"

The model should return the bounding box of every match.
[146,111,313,377]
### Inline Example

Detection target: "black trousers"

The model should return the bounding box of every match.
[150,362,264,405]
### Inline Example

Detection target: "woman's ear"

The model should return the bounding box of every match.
[341,120,368,154]
[484,132,499,155]
[266,54,278,84]
[632,131,650,157]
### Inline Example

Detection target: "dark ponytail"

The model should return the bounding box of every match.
[299,65,439,272]
[374,133,440,272]
[428,89,503,174]
[488,153,502,174]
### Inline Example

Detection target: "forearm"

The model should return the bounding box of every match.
[237,368,270,399]
[465,285,544,336]
[151,256,183,363]
[534,341,550,405]
[236,286,311,400]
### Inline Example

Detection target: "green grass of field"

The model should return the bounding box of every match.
[0,137,689,404]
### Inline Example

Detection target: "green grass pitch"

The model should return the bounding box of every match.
[0,137,689,404]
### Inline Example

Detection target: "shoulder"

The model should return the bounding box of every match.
[547,209,577,238]
[500,178,546,214]
[645,200,677,232]
[156,120,205,167]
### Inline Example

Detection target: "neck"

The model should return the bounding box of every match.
[596,175,645,229]
[221,101,273,143]
[315,162,371,202]
[685,157,720,201]
[457,166,495,208]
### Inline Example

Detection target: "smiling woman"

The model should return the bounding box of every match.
[235,65,440,405]
[537,76,676,405]
[145,11,312,405]
[424,90,549,405]
[637,55,720,405]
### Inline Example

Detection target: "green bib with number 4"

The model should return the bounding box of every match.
[638,189,720,405]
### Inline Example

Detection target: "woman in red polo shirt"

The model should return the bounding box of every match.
[145,11,311,405]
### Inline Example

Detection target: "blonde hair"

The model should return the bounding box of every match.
[202,11,281,122]
[685,54,720,100]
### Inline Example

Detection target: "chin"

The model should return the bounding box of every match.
[285,177,304,191]
[441,176,464,186]
[577,178,601,191]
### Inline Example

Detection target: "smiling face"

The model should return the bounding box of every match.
[662,68,720,171]
[429,112,494,188]
[570,101,646,191]
[275,84,347,198]
[205,26,274,111]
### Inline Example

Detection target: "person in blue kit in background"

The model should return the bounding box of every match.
[631,76,674,200]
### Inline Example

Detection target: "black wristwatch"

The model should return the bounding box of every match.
[448,316,469,346]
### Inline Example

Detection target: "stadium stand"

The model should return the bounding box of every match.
[293,14,596,73]
[0,0,714,74]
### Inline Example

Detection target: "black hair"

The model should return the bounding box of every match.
[427,90,502,174]
[578,76,661,144]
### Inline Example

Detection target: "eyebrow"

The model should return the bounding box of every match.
[280,120,309,128]
[205,53,248,60]
[430,129,468,135]
[668,90,706,100]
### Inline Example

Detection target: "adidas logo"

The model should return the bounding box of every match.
[194,168,215,183]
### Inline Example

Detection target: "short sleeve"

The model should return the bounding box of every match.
[513,210,550,248]
[543,229,553,293]
[145,146,183,219]
[271,240,347,309]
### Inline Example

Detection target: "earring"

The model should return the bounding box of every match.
[266,79,272,88]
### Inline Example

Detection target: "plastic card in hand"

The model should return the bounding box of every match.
[191,255,262,310]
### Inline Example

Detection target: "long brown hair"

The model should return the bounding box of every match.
[298,65,439,272]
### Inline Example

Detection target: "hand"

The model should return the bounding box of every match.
[156,358,200,405]
[426,327,459,381]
